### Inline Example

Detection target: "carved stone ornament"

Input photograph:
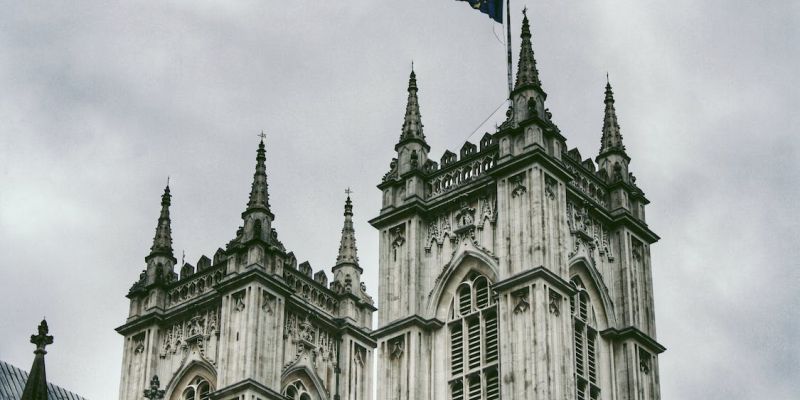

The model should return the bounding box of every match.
[133,334,145,354]
[233,291,246,312]
[390,336,405,359]
[262,291,276,315]
[513,289,530,314]
[159,306,220,360]
[544,175,557,200]
[510,173,527,198]
[639,350,652,374]
[549,290,561,316]
[391,225,406,248]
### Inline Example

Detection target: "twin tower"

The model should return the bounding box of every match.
[118,11,664,400]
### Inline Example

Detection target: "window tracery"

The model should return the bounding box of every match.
[283,380,313,400]
[571,277,600,400]
[448,273,499,400]
[179,377,211,400]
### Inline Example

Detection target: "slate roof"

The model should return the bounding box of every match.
[0,360,87,400]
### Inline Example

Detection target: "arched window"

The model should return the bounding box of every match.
[180,377,211,400]
[448,273,499,400]
[571,277,599,400]
[283,380,313,400]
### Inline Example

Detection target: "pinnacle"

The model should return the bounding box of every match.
[397,68,428,148]
[335,192,359,268]
[148,184,174,261]
[244,137,272,216]
[599,79,626,156]
[513,10,543,91]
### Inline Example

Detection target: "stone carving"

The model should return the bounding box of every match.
[354,344,366,366]
[283,311,338,371]
[159,306,220,360]
[567,201,614,263]
[510,173,527,198]
[262,291,276,315]
[133,333,145,354]
[513,289,530,314]
[233,291,246,312]
[549,290,561,316]
[639,349,651,374]
[390,336,405,359]
[545,175,557,200]
[476,195,497,229]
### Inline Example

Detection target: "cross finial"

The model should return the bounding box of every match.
[523,6,527,16]
[143,375,165,400]
[258,131,267,142]
[345,187,353,196]
[30,319,54,354]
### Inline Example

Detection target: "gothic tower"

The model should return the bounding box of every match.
[118,139,375,400]
[371,10,664,400]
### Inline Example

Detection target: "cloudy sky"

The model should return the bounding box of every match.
[1,0,798,399]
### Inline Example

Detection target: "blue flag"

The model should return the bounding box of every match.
[457,0,504,23]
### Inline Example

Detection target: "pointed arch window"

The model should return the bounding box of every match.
[571,277,599,400]
[180,377,211,400]
[448,273,499,400]
[283,380,314,400]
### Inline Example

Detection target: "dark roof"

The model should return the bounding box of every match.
[0,360,87,400]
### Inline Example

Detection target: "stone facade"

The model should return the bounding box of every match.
[118,10,664,400]
[370,11,664,400]
[117,140,375,400]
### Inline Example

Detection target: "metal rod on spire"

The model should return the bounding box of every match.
[506,0,513,98]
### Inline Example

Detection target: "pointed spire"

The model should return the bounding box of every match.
[599,78,627,156]
[514,8,543,92]
[147,184,175,262]
[397,67,428,149]
[334,190,360,269]
[244,136,272,217]
[20,319,53,400]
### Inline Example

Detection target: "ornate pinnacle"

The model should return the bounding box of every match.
[598,78,626,156]
[20,319,53,400]
[244,137,272,216]
[397,68,428,148]
[143,375,165,400]
[514,9,543,91]
[335,191,359,268]
[30,319,53,354]
[147,185,175,262]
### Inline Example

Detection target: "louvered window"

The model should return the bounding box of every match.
[572,277,600,400]
[449,273,500,400]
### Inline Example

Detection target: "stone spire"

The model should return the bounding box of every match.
[513,9,543,92]
[334,191,360,270]
[146,185,175,263]
[243,137,272,217]
[396,67,429,150]
[20,319,53,400]
[598,78,627,156]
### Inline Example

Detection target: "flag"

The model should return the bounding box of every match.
[457,0,504,23]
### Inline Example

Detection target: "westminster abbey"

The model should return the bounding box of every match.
[117,11,664,400]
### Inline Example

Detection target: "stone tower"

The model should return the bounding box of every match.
[117,139,375,400]
[371,10,664,400]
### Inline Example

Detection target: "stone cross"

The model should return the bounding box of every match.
[143,375,165,400]
[30,319,54,354]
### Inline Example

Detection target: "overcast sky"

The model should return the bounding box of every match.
[1,1,798,399]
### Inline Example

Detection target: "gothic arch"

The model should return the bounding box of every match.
[164,360,217,400]
[569,259,616,330]
[427,248,499,320]
[281,366,329,400]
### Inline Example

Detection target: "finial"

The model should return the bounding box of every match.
[258,130,266,143]
[345,187,353,198]
[143,375,165,400]
[30,319,54,354]
[166,176,170,187]
[522,6,528,17]
[606,72,610,84]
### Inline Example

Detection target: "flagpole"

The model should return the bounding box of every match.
[506,0,513,99]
